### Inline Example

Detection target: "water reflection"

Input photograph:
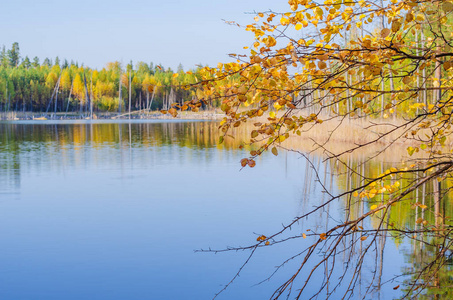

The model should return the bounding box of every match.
[0,120,451,299]
[0,121,246,194]
[0,120,306,300]
[327,153,453,299]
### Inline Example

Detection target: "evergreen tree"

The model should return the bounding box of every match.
[32,57,40,68]
[177,63,184,73]
[43,58,51,67]
[62,59,69,69]
[7,42,20,67]
[0,46,8,67]
[21,56,31,69]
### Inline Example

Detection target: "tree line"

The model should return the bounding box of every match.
[0,42,207,115]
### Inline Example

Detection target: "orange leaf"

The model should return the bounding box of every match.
[248,159,256,168]
[240,158,248,167]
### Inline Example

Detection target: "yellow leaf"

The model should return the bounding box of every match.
[370,204,377,210]
[168,107,178,117]
[443,1,453,12]
[271,147,278,156]
[391,20,401,32]
[415,14,425,22]
[256,235,266,241]
[302,233,307,239]
[295,23,302,31]
[381,28,390,38]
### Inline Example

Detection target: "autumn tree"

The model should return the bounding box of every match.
[169,0,453,298]
[0,42,204,115]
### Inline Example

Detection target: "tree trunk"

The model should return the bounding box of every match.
[128,72,131,119]
[118,71,122,114]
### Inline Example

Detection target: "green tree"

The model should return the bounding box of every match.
[0,46,7,67]
[7,42,20,67]
[42,58,51,67]
[32,56,40,68]
[21,56,31,69]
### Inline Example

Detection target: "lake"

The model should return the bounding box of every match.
[0,120,448,299]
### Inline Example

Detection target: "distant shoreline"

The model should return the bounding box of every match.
[0,110,224,121]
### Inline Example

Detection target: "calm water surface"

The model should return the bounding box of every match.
[0,120,419,299]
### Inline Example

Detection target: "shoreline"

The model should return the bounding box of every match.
[1,110,435,161]
[0,110,225,121]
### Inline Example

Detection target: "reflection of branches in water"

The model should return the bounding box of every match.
[199,150,453,299]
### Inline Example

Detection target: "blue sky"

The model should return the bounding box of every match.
[0,0,289,71]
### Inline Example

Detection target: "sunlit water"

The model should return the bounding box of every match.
[0,120,416,299]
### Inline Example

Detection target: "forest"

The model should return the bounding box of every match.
[0,42,209,116]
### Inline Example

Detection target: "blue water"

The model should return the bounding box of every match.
[0,120,405,299]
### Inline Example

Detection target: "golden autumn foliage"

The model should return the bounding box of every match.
[189,0,453,298]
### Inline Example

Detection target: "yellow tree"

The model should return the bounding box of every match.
[60,69,72,93]
[142,74,152,110]
[174,0,453,298]
[72,73,85,108]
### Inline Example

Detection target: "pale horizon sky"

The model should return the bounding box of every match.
[0,0,289,71]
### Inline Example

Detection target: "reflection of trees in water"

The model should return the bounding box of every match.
[0,121,252,192]
[4,121,452,298]
[278,150,453,299]
[403,243,453,299]
[0,121,232,148]
[323,153,453,299]
[293,153,393,298]
[0,124,22,193]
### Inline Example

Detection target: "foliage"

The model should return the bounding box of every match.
[0,43,204,114]
[169,0,453,298]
